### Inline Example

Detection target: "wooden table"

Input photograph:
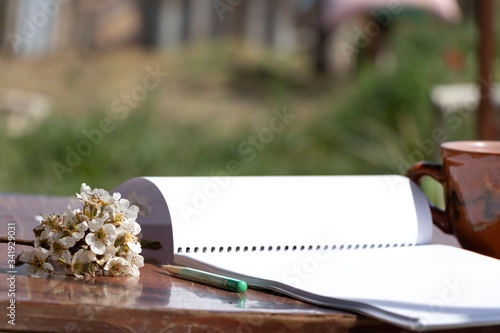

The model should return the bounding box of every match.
[1,193,499,333]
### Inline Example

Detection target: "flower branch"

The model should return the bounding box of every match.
[9,184,146,278]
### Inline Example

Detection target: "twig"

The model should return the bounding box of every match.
[0,236,34,247]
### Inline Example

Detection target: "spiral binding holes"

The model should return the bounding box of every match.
[175,242,416,254]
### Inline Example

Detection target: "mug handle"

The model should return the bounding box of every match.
[405,161,453,234]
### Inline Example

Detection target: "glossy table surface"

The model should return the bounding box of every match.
[0,193,498,333]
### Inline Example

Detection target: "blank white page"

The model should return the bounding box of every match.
[176,245,500,331]
[145,175,432,254]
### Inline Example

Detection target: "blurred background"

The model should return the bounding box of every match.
[0,0,496,197]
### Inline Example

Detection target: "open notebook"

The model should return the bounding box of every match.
[113,176,500,332]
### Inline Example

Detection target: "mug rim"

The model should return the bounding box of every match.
[441,140,500,155]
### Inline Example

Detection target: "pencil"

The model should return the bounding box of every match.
[161,265,248,293]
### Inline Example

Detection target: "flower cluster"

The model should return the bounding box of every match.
[18,184,144,278]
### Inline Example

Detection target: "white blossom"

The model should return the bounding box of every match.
[40,213,63,234]
[19,247,54,277]
[69,249,92,278]
[117,219,142,254]
[50,237,74,261]
[62,205,88,242]
[104,257,129,276]
[77,183,118,217]
[126,237,142,254]
[88,245,116,266]
[126,252,144,276]
[34,230,55,254]
[108,198,139,227]
[85,213,117,255]
[19,183,144,278]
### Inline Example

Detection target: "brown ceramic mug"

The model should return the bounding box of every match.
[406,141,500,259]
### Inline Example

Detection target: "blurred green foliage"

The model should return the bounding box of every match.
[0,15,486,195]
